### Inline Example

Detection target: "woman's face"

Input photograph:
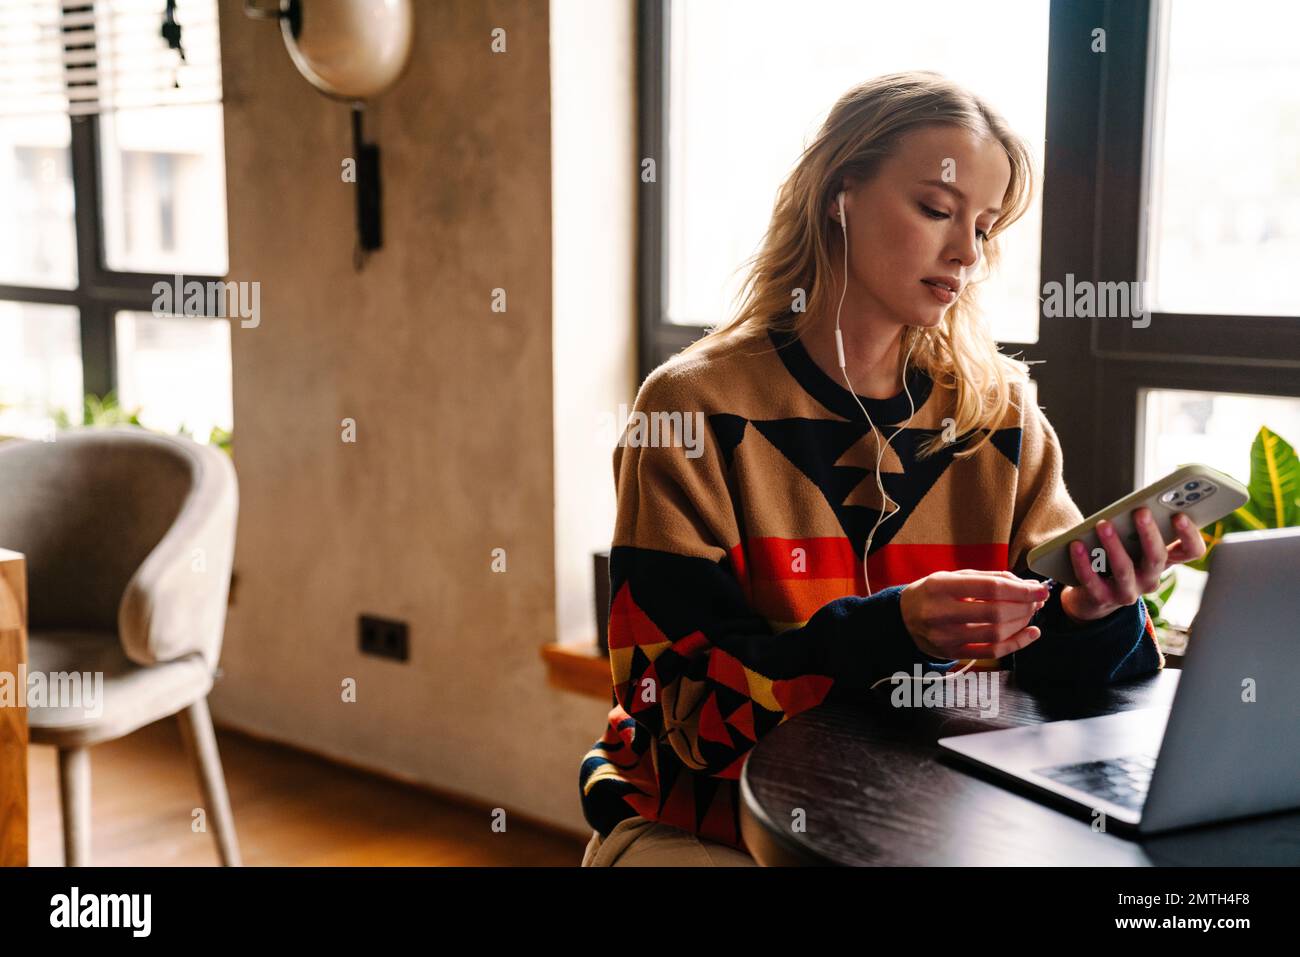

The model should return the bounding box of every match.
[831,125,1011,330]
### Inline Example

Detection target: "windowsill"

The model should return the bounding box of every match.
[541,642,610,699]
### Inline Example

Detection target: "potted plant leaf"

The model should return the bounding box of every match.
[48,391,233,458]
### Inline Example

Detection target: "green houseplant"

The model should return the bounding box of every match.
[52,390,143,429]
[49,391,233,458]
[0,392,232,457]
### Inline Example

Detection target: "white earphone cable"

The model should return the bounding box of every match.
[836,190,985,682]
[835,191,917,598]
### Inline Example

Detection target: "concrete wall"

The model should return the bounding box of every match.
[212,0,630,841]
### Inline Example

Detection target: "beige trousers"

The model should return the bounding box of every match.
[581,815,759,866]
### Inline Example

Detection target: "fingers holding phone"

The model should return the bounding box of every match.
[1028,465,1244,586]
[1063,507,1208,621]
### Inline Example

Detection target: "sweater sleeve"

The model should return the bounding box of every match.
[1004,387,1164,684]
[607,365,957,780]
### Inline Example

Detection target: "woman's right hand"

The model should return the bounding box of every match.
[900,570,1050,661]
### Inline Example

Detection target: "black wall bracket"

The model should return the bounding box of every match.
[351,103,382,270]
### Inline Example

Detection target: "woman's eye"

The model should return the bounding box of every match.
[920,203,989,242]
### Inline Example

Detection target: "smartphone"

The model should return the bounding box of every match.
[1027,464,1248,586]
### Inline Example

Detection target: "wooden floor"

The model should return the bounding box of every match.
[27,719,588,866]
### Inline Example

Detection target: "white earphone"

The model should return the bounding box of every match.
[835,189,918,597]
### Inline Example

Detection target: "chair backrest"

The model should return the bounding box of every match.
[0,428,223,639]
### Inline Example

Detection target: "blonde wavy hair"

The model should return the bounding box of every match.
[677,70,1037,460]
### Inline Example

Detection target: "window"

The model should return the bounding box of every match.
[0,0,229,442]
[115,309,232,439]
[640,0,1050,378]
[1144,0,1300,318]
[99,102,228,275]
[0,115,77,288]
[0,301,82,438]
[1038,0,1300,629]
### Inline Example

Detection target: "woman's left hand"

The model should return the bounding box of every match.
[1058,507,1207,623]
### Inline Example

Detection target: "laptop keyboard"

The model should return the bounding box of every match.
[1033,753,1157,811]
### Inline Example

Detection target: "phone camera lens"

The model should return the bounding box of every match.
[1186,491,1201,502]
[1184,481,1201,490]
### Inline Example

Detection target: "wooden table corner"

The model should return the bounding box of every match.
[0,548,29,867]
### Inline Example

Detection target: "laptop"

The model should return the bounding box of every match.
[938,526,1300,835]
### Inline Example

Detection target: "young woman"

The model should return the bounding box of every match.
[578,71,1206,867]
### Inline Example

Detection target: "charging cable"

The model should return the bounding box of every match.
[835,190,917,598]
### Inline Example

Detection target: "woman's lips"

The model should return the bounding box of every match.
[921,279,956,304]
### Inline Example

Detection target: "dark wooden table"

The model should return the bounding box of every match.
[739,669,1300,865]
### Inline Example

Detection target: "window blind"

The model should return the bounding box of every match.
[0,0,222,118]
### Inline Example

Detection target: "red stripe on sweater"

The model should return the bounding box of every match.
[743,537,1008,584]
[739,538,1010,618]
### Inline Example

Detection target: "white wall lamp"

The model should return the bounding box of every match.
[243,0,413,269]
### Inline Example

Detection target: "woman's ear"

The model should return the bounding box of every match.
[829,188,848,224]
[832,176,858,221]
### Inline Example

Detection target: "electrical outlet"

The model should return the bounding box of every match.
[359,614,409,662]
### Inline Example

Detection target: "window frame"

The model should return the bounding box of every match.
[637,0,1300,513]
[636,0,700,382]
[1061,0,1300,512]
[0,2,224,403]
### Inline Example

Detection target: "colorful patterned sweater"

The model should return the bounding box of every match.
[578,324,1163,853]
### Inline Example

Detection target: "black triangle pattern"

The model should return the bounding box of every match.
[708,414,749,471]
[720,417,1026,558]
[990,424,1022,467]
